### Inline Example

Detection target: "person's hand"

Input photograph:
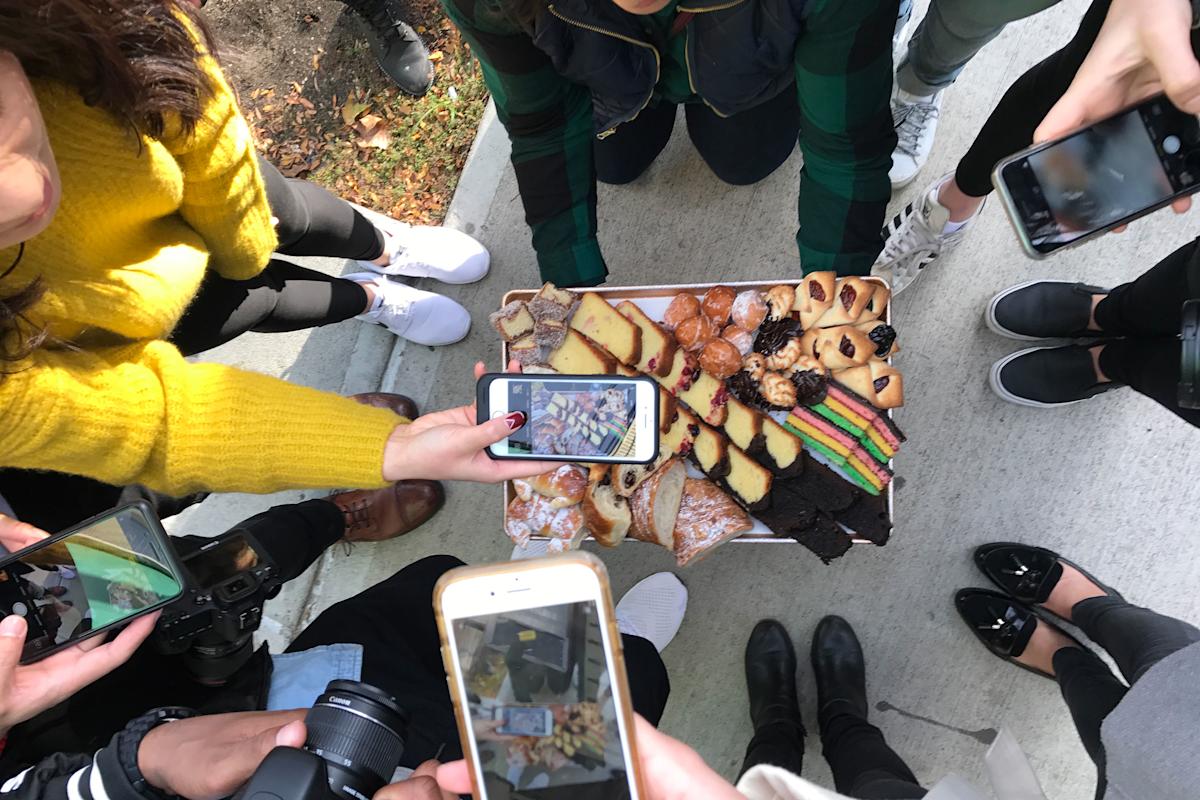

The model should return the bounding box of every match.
[436,715,745,800]
[0,514,158,733]
[138,710,307,800]
[373,761,458,800]
[382,361,566,483]
[471,717,517,742]
[1036,0,1200,218]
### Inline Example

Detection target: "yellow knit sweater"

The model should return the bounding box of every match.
[0,50,398,496]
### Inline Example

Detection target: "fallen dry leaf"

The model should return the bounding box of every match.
[429,50,444,62]
[353,113,392,149]
[341,99,371,126]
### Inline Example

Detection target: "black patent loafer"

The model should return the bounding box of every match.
[974,542,1122,622]
[954,589,1081,680]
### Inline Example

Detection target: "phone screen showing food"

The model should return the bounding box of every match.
[1007,100,1197,250]
[453,600,634,798]
[0,507,184,661]
[505,380,639,459]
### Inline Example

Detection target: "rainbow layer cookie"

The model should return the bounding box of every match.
[785,411,891,495]
[825,383,906,450]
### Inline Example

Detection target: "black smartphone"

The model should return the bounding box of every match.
[0,503,186,663]
[993,94,1200,257]
[476,373,660,464]
[1181,300,1200,410]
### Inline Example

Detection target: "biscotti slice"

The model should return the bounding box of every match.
[660,406,700,457]
[569,292,643,366]
[723,397,765,453]
[673,478,752,566]
[760,415,804,477]
[653,349,698,396]
[582,479,632,547]
[677,371,729,426]
[628,458,686,549]
[690,421,731,479]
[719,443,773,512]
[548,329,619,374]
[617,300,678,377]
[490,300,536,342]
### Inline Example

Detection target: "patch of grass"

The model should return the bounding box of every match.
[240,5,489,225]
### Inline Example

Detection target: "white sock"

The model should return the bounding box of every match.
[942,218,971,235]
[358,279,384,316]
[898,87,935,105]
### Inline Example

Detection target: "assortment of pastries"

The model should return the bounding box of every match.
[494,277,908,564]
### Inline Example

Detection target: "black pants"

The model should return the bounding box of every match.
[740,707,925,798]
[0,158,382,532]
[289,553,672,768]
[1052,596,1200,798]
[594,88,801,187]
[1091,237,1200,427]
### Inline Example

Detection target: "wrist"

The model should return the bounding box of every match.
[382,423,416,482]
[122,707,196,798]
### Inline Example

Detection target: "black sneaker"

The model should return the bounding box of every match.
[342,0,434,96]
[989,344,1123,408]
[985,280,1109,340]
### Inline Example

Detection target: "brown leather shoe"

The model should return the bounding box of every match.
[331,481,445,542]
[351,392,419,419]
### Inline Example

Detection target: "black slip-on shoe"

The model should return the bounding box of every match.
[954,589,1085,680]
[989,343,1124,408]
[986,280,1109,341]
[973,543,1123,623]
[811,615,868,731]
[745,620,804,734]
[343,0,434,96]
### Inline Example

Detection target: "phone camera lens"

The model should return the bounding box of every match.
[1163,135,1182,155]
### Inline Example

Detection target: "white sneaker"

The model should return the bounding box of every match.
[872,173,985,295]
[889,89,942,189]
[615,573,688,654]
[347,272,471,346]
[353,204,490,284]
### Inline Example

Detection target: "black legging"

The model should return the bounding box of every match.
[1051,597,1200,798]
[169,156,381,356]
[594,87,800,187]
[0,158,386,531]
[1091,236,1200,427]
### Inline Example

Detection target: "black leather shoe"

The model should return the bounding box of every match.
[986,280,1109,340]
[954,589,1084,680]
[974,542,1121,622]
[342,0,434,96]
[811,615,867,730]
[989,343,1124,408]
[745,620,803,733]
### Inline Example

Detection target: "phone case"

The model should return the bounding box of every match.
[991,95,1200,259]
[1180,299,1200,410]
[475,373,660,464]
[2,501,189,664]
[433,552,647,800]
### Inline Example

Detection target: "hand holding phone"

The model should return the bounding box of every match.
[477,373,660,464]
[436,554,647,799]
[383,360,566,484]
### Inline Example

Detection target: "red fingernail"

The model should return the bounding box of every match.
[504,412,526,431]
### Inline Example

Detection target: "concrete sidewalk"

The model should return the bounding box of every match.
[177,1,1199,796]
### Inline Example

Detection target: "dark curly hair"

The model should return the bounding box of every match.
[0,0,218,370]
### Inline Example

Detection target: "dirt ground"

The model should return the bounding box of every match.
[206,0,488,224]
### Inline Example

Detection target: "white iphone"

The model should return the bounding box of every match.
[476,373,660,464]
[435,553,646,800]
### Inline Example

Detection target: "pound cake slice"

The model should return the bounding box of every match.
[548,329,619,374]
[660,406,700,457]
[677,371,729,426]
[617,300,678,377]
[654,349,698,395]
[569,292,642,366]
[723,397,765,453]
[719,443,773,512]
[690,421,731,479]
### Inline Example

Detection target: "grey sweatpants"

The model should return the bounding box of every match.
[895,0,1066,95]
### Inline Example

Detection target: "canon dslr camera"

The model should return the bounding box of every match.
[153,528,281,684]
[239,680,410,800]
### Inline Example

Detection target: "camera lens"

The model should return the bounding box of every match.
[304,680,410,800]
